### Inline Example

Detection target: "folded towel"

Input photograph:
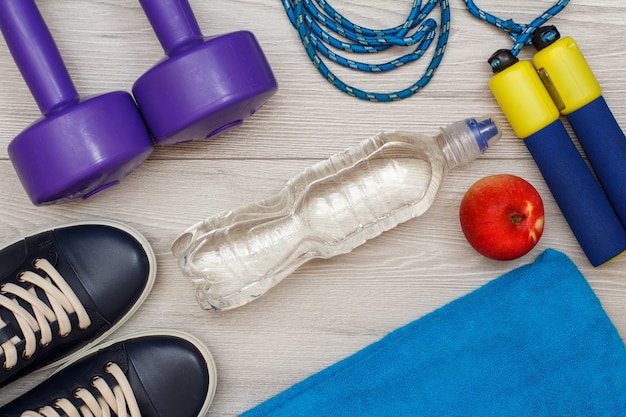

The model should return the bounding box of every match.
[241,249,626,416]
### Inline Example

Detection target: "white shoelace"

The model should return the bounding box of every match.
[0,258,92,370]
[20,361,141,417]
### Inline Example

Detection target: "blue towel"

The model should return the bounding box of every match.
[241,249,626,416]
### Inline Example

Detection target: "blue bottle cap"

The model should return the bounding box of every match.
[466,116,501,152]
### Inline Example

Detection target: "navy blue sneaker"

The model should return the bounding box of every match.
[0,330,217,417]
[0,220,156,388]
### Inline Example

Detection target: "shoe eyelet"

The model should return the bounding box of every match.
[16,272,26,282]
[32,258,42,269]
[21,350,33,360]
[91,375,103,386]
[104,361,115,372]
[73,388,84,398]
[58,331,71,338]
[3,363,13,371]
[39,341,51,348]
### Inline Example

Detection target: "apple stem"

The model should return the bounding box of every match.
[511,213,526,225]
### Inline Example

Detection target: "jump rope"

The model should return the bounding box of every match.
[279,0,570,102]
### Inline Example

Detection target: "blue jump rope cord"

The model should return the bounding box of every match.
[280,0,570,102]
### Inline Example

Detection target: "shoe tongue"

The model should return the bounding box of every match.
[0,240,26,279]
[0,231,64,347]
[0,318,21,345]
[25,232,58,264]
[0,289,50,351]
[0,232,58,279]
[0,294,65,344]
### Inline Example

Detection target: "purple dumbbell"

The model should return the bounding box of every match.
[0,0,154,206]
[132,0,278,146]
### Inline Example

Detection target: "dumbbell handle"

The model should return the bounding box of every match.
[138,0,204,56]
[0,0,78,115]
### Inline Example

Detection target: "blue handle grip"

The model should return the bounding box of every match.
[567,96,626,228]
[525,120,626,266]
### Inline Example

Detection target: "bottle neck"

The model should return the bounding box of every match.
[437,116,501,169]
[438,125,481,169]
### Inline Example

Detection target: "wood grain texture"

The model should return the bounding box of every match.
[0,1,625,415]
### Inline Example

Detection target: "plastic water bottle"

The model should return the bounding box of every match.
[172,116,502,311]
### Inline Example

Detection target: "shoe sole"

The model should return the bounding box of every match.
[53,329,218,417]
[2,219,157,371]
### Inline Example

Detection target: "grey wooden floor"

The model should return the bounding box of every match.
[0,1,624,415]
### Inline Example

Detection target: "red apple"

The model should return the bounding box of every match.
[459,174,544,260]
